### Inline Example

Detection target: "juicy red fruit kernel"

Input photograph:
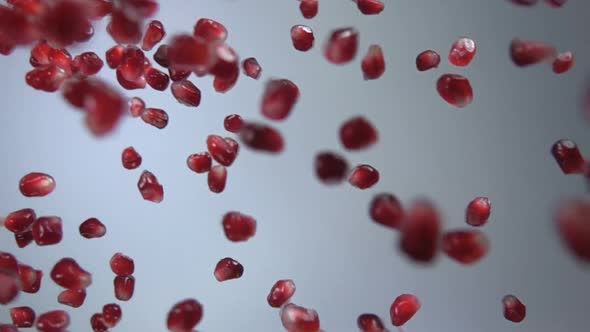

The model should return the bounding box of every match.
[167,299,203,332]
[222,212,257,242]
[72,52,104,76]
[416,50,441,71]
[356,0,385,15]
[187,152,212,173]
[315,152,349,184]
[214,257,243,282]
[17,264,42,294]
[122,146,143,170]
[340,116,378,150]
[110,253,135,276]
[324,28,359,64]
[213,69,239,94]
[242,57,262,79]
[552,51,574,74]
[448,37,476,67]
[138,170,164,203]
[33,216,63,246]
[36,310,70,332]
[141,108,169,129]
[370,193,404,229]
[79,218,107,239]
[171,80,202,107]
[267,279,296,308]
[106,45,125,69]
[280,303,320,332]
[208,165,228,193]
[25,65,67,92]
[357,314,386,332]
[503,295,526,323]
[442,230,489,265]
[90,313,109,332]
[261,79,300,121]
[107,10,142,44]
[291,25,315,52]
[145,67,170,91]
[551,139,586,174]
[38,0,94,48]
[510,38,557,67]
[168,67,191,81]
[19,172,55,197]
[102,303,122,328]
[207,135,239,166]
[153,44,170,67]
[390,294,420,327]
[437,73,473,108]
[349,165,379,189]
[142,20,166,51]
[239,122,285,153]
[51,258,92,289]
[224,114,244,133]
[555,199,590,262]
[193,18,227,43]
[58,288,86,308]
[114,275,135,301]
[299,0,318,19]
[0,252,18,273]
[10,306,35,328]
[399,199,441,263]
[0,270,19,305]
[15,231,34,248]
[361,45,385,80]
[120,46,145,81]
[4,208,36,234]
[466,197,491,227]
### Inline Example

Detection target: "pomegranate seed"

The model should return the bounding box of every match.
[370,193,404,229]
[51,258,92,289]
[4,208,36,234]
[399,199,441,263]
[153,44,170,67]
[207,135,239,167]
[168,34,216,72]
[141,108,169,129]
[17,264,42,293]
[49,48,73,74]
[442,230,489,264]
[361,45,385,80]
[7,0,44,16]
[0,38,15,56]
[88,0,112,18]
[0,324,19,332]
[15,231,34,248]
[171,80,202,107]
[120,47,145,81]
[555,199,590,262]
[448,37,476,67]
[129,96,145,117]
[145,67,170,91]
[57,288,86,308]
[502,295,526,323]
[107,10,142,44]
[436,73,473,108]
[416,50,441,71]
[509,0,538,5]
[90,314,108,332]
[356,0,385,15]
[167,299,203,332]
[210,44,239,79]
[224,114,244,133]
[117,67,143,88]
[72,52,103,76]
[118,0,158,19]
[208,165,228,193]
[193,18,227,43]
[261,79,300,121]
[552,51,574,74]
[551,139,585,174]
[324,27,359,64]
[340,116,378,150]
[315,152,349,184]
[213,68,239,93]
[349,164,379,189]
[239,122,285,153]
[36,311,69,332]
[0,5,38,45]
[25,65,67,92]
[80,79,126,136]
[10,306,35,328]
[280,303,320,332]
[0,271,19,305]
[110,253,135,276]
[357,314,387,332]
[291,25,315,52]
[79,218,106,239]
[39,0,93,47]
[142,20,165,51]
[466,197,491,227]
[510,38,557,67]
[214,257,243,281]
[122,147,143,170]
[545,0,567,7]
[168,67,191,81]
[32,216,63,246]
[222,212,257,242]
[138,170,164,203]
[114,276,135,301]
[0,253,18,273]
[187,152,212,173]
[267,279,296,308]
[390,294,420,327]
[106,45,125,69]
[242,57,261,79]
[102,303,122,327]
[299,0,318,19]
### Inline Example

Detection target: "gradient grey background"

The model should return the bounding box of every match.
[1,0,590,331]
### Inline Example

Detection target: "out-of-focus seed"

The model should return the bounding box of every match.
[222,212,257,242]
[399,199,441,263]
[442,230,489,264]
[436,73,473,108]
[315,152,349,184]
[510,38,557,67]
[167,299,203,332]
[361,45,385,80]
[552,51,574,74]
[324,28,359,64]
[339,116,378,150]
[280,303,320,332]
[370,193,404,229]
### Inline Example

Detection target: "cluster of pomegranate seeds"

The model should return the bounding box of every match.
[137,170,164,203]
[187,152,212,173]
[442,230,489,265]
[416,50,441,71]
[36,310,70,332]
[122,146,143,169]
[510,38,557,67]
[33,216,63,246]
[399,199,441,263]
[324,28,359,64]
[261,79,300,121]
[171,80,202,106]
[555,199,590,262]
[291,25,315,52]
[361,45,385,80]
[214,257,243,282]
[369,193,404,229]
[552,51,574,74]
[355,0,385,15]
[58,288,86,308]
[51,258,92,289]
[239,122,285,153]
[551,139,586,174]
[349,164,380,189]
[357,314,387,332]
[466,197,491,226]
[502,295,526,323]
[339,116,378,150]
[267,279,296,308]
[436,73,473,108]
[167,299,203,332]
[10,306,35,328]
[222,212,257,242]
[299,0,318,19]
[79,217,107,239]
[390,294,420,327]
[314,152,349,184]
[280,303,321,332]
[242,57,262,79]
[448,37,477,67]
[208,165,228,193]
[19,172,56,197]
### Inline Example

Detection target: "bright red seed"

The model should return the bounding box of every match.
[168,67,191,81]
[340,116,378,150]
[187,152,212,174]
[544,0,567,7]
[555,199,590,262]
[436,73,473,108]
[416,50,441,71]
[0,271,19,305]
[114,276,135,301]
[32,216,63,246]
[25,65,67,92]
[57,288,86,308]
[261,79,300,121]
[102,303,122,327]
[291,25,315,52]
[214,257,243,282]
[267,279,296,308]
[153,44,170,67]
[280,303,320,332]
[141,108,169,129]
[193,18,227,43]
[448,37,476,67]
[142,20,165,51]
[349,165,379,189]
[107,10,142,44]
[242,57,262,79]
[79,218,106,239]
[390,294,420,327]
[552,51,574,74]
[167,299,203,332]
[168,34,216,72]
[356,0,385,15]
[299,0,318,19]
[503,295,526,323]
[207,135,239,167]
[324,28,359,64]
[171,80,202,107]
[208,165,228,193]
[14,231,34,248]
[90,313,108,332]
[466,197,491,227]
[51,258,92,289]
[551,139,586,174]
[213,68,239,93]
[442,230,489,265]
[36,310,70,332]
[510,38,557,67]
[224,114,244,133]
[137,170,164,203]
[370,193,404,229]
[17,264,42,294]
[357,314,386,332]
[110,253,135,277]
[399,199,441,263]
[72,52,103,76]
[145,67,170,91]
[106,45,125,69]
[222,212,257,242]
[119,46,145,81]
[361,45,385,80]
[0,252,18,273]
[239,122,285,153]
[122,147,142,170]
[315,152,349,184]
[4,208,36,234]
[10,306,35,328]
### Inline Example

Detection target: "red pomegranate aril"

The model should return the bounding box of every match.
[25,65,67,92]
[29,42,54,67]
[356,0,385,15]
[466,197,491,227]
[503,295,526,323]
[142,20,165,51]
[210,44,239,79]
[214,257,243,281]
[193,18,227,43]
[510,38,557,67]
[171,80,202,107]
[187,152,212,173]
[280,303,320,332]
[15,231,34,248]
[38,0,93,48]
[32,216,63,246]
[552,51,574,74]
[442,230,489,264]
[10,306,35,328]
[57,288,86,308]
[357,314,386,332]
[291,25,314,52]
[207,135,239,166]
[361,45,385,80]
[106,45,125,69]
[242,57,261,79]
[0,252,18,273]
[169,67,191,81]
[122,147,142,170]
[300,0,318,19]
[138,170,164,203]
[416,50,440,71]
[129,96,145,117]
[436,73,473,108]
[315,152,349,184]
[551,139,585,174]
[36,310,69,332]
[90,314,108,332]
[0,39,15,56]
[117,68,147,90]
[83,79,126,137]
[102,303,122,327]
[17,264,42,293]
[110,253,134,276]
[370,193,404,229]
[349,165,379,189]
[107,10,142,44]
[145,67,170,91]
[555,199,590,262]
[545,0,567,7]
[114,276,135,301]
[261,79,299,121]
[88,0,112,18]
[208,165,227,193]
[120,47,145,81]
[168,34,216,72]
[51,258,92,289]
[213,68,239,93]
[49,48,73,73]
[167,299,203,332]
[399,199,441,263]
[449,37,477,67]
[239,122,284,153]
[7,0,44,16]
[390,294,420,327]
[0,271,19,305]
[79,218,106,239]
[141,108,168,129]
[224,114,244,133]
[325,28,359,64]
[222,212,257,242]
[340,116,378,150]
[72,52,103,76]
[4,208,36,233]
[267,279,296,308]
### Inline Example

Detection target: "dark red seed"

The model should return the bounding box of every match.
[390,294,420,327]
[261,79,300,121]
[141,108,169,129]
[117,68,147,90]
[168,66,191,81]
[193,18,227,43]
[102,303,122,327]
[555,199,590,262]
[242,57,261,79]
[552,51,574,74]
[0,270,19,305]
[51,258,92,289]
[510,38,557,67]
[357,314,386,332]
[466,197,491,227]
[0,324,19,332]
[138,170,164,203]
[239,122,285,153]
[38,0,93,47]
[168,34,216,72]
[142,20,165,51]
[356,0,385,15]
[0,4,38,46]
[129,97,145,118]
[324,28,359,64]
[90,313,108,332]
[114,276,135,301]
[208,165,228,193]
[340,116,378,150]
[210,44,239,79]
[551,139,585,174]
[214,257,243,281]
[436,73,473,108]
[10,306,35,328]
[0,252,18,273]
[36,310,69,332]
[145,67,170,91]
[416,50,441,71]
[88,0,112,18]
[106,45,125,69]
[299,0,318,19]
[0,38,15,56]
[399,199,441,263]
[107,10,142,44]
[448,37,476,67]
[442,230,489,264]
[545,0,567,7]
[32,216,63,246]
[25,65,67,92]
[213,68,239,93]
[503,295,526,323]
[171,80,202,107]
[222,212,257,242]
[267,279,296,308]
[110,253,135,277]
[122,147,143,170]
[315,152,349,184]
[153,44,170,67]
[4,208,36,234]
[291,25,315,52]
[72,52,103,76]
[361,45,385,80]
[370,193,404,229]
[207,135,239,167]
[14,231,34,248]
[280,303,320,332]
[187,152,212,173]
[349,164,379,189]
[224,114,244,133]
[17,264,42,293]
[57,288,86,308]
[79,218,106,239]
[167,299,203,332]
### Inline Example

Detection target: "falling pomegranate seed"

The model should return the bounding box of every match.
[416,50,441,71]
[152,44,170,67]
[242,57,262,79]
[510,38,557,67]
[210,44,239,78]
[361,45,385,80]
[29,42,55,68]
[168,34,216,72]
[370,193,404,229]
[224,114,244,133]
[544,0,567,7]
[502,295,526,323]
[399,199,441,263]
[442,230,489,264]
[171,80,202,107]
[551,139,586,174]
[222,212,257,242]
[213,69,239,93]
[356,0,385,15]
[25,65,67,92]
[390,294,420,327]
[357,314,386,332]
[10,306,35,328]
[448,37,477,67]
[38,0,94,48]
[120,46,145,81]
[107,10,142,44]
[291,25,315,52]
[72,52,104,76]
[466,197,491,227]
[145,67,170,91]
[349,165,379,189]
[0,271,19,305]
[15,231,34,248]
[280,303,320,332]
[57,288,86,308]
[239,122,285,153]
[207,135,239,167]
[141,108,169,129]
[90,314,109,332]
[267,279,296,308]
[36,310,70,332]
[142,20,166,51]
[168,67,191,81]
[51,258,92,289]
[299,0,318,18]
[106,45,125,69]
[552,51,574,74]
[261,79,300,121]
[193,18,227,43]
[32,216,63,246]
[208,165,228,194]
[4,208,36,234]
[122,146,143,170]
[6,0,44,16]
[137,170,164,203]
[114,276,135,301]
[339,116,378,150]
[0,252,18,273]
[314,152,349,184]
[324,27,359,64]
[110,253,135,277]
[102,303,122,327]
[187,152,212,173]
[436,73,473,108]
[555,199,590,262]
[167,299,203,332]
[0,4,38,46]
[214,257,243,282]
[79,218,107,239]
[17,264,42,293]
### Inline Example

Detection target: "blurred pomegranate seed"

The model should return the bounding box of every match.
[442,230,489,264]
[261,79,300,121]
[361,45,385,80]
[171,80,202,107]
[142,20,165,51]
[551,139,585,174]
[102,303,122,327]
[370,193,404,229]
[299,0,318,18]
[167,299,203,332]
[340,116,378,150]
[0,38,15,56]
[280,303,320,332]
[17,264,42,293]
[213,68,239,93]
[79,218,106,239]
[555,199,590,262]
[88,0,112,18]
[107,10,142,44]
[207,135,239,166]
[32,216,63,246]
[110,253,134,276]
[267,279,296,308]
[141,108,169,129]
[7,0,44,16]
[0,4,38,45]
[222,212,257,242]
[168,34,216,72]
[167,67,190,81]
[208,165,228,193]
[210,44,239,79]
[25,65,67,92]
[436,73,473,108]
[114,276,135,301]
[15,231,34,248]
[72,52,103,76]
[510,38,557,67]
[399,199,441,263]
[545,0,566,7]
[390,294,420,327]
[122,147,143,170]
[151,44,170,66]
[349,165,379,189]
[0,253,18,275]
[51,258,92,289]
[29,41,53,68]
[106,45,125,69]
[129,96,145,117]
[0,324,19,332]
[315,152,349,184]
[466,197,491,227]
[356,0,385,15]
[38,0,93,48]
[242,57,261,79]
[0,271,19,305]
[291,25,315,51]
[193,18,227,43]
[10,306,35,328]
[324,28,359,64]
[552,51,574,74]
[214,257,243,281]
[58,288,86,308]
[508,0,538,5]
[416,50,440,71]
[36,311,70,332]
[137,170,164,203]
[4,209,36,234]
[145,67,170,91]
[224,114,244,133]
[502,295,526,323]
[448,37,476,67]
[187,152,212,173]
[118,0,158,20]
[90,313,108,332]
[357,314,387,332]
[239,122,285,153]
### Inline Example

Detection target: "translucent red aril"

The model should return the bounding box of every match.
[340,116,378,150]
[390,294,420,327]
[239,122,285,153]
[510,38,557,67]
[193,18,227,43]
[145,67,170,91]
[171,80,202,107]
[17,264,42,293]
[210,44,239,79]
[280,303,320,332]
[545,0,567,7]
[168,34,216,72]
[187,152,212,173]
[15,231,34,248]
[138,170,164,203]
[214,257,243,281]
[356,0,385,15]
[224,114,244,133]
[4,208,36,233]
[324,28,359,64]
[261,79,300,121]
[207,135,239,167]
[0,4,38,46]
[315,152,349,184]
[349,165,379,189]
[25,65,67,92]
[72,52,103,76]
[169,67,191,81]
[32,216,63,246]
[0,252,18,273]
[208,165,228,194]
[361,44,385,80]
[242,57,261,79]
[551,139,585,174]
[466,197,491,226]
[300,0,318,19]
[436,73,473,108]
[0,270,19,305]
[106,45,125,69]
[51,258,92,289]
[79,218,106,239]
[102,303,122,327]
[267,279,296,308]
[167,299,203,332]
[222,212,257,242]
[29,42,54,67]
[58,288,86,308]
[399,199,441,263]
[114,276,135,301]
[38,0,93,47]
[90,314,108,332]
[10,306,35,328]
[7,0,44,16]
[503,295,526,323]
[122,147,142,170]
[36,310,70,332]
[141,108,169,129]
[291,25,315,52]
[213,68,239,93]
[555,199,590,262]
[142,20,165,51]
[370,193,404,229]
[110,253,135,276]
[442,230,489,264]
[357,314,386,332]
[552,51,574,74]
[448,37,476,67]
[416,50,441,71]
[120,47,145,81]
[107,10,142,44]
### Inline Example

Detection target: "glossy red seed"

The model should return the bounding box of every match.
[390,294,420,327]
[552,51,574,74]
[120,47,145,81]
[90,313,108,332]
[187,152,212,173]
[267,279,296,308]
[122,147,142,170]
[168,67,191,81]
[4,208,36,234]
[224,114,244,133]
[0,270,19,305]
[324,28,359,64]
[51,258,92,289]
[370,193,404,229]
[291,25,315,51]
[193,18,227,43]
[261,79,300,121]
[117,69,147,90]
[436,73,473,108]
[138,170,164,203]
[114,276,135,301]
[110,253,135,277]
[214,257,243,281]
[551,139,585,174]
[315,152,349,184]
[19,172,55,197]
[361,45,385,80]
[29,41,53,66]
[356,0,385,15]
[102,303,122,327]
[555,199,590,262]
[207,135,239,167]
[349,165,379,189]
[57,288,86,308]
[466,197,491,227]
[167,299,203,332]
[168,34,216,72]
[208,165,227,193]
[141,108,169,129]
[17,264,42,293]
[503,295,526,323]
[357,314,387,332]
[72,52,103,76]
[32,216,63,246]
[39,0,93,47]
[442,230,489,264]
[222,212,257,242]
[416,50,440,71]
[129,96,145,117]
[49,48,73,74]
[36,310,69,332]
[15,231,34,248]
[545,0,567,7]
[145,67,170,91]
[280,303,320,332]
[25,65,67,92]
[10,306,35,328]
[239,122,284,153]
[510,38,557,67]
[107,10,142,44]
[106,45,125,69]
[171,80,202,107]
[299,0,318,19]
[79,218,106,239]
[242,57,261,79]
[340,116,378,150]
[210,44,239,79]
[0,252,17,271]
[142,20,165,51]
[400,200,441,262]
[213,68,239,93]
[449,37,476,67]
